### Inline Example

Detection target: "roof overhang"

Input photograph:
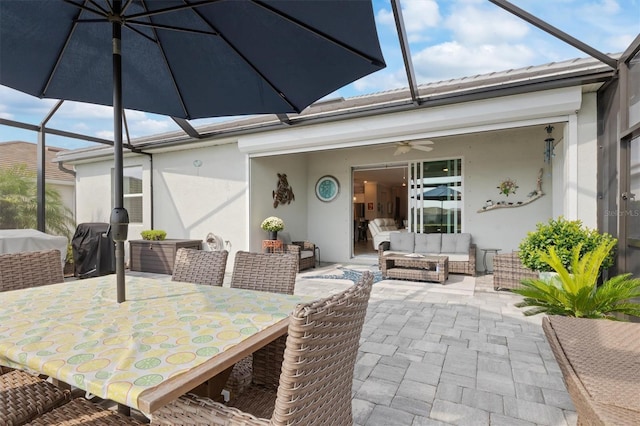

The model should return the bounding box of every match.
[238,86,583,156]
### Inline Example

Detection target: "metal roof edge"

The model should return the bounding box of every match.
[55,55,615,162]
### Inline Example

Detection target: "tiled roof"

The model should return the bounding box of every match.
[0,141,75,182]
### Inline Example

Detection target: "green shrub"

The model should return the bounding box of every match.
[140,230,167,241]
[518,216,616,272]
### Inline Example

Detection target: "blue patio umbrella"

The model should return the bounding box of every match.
[0,0,385,302]
[416,185,460,233]
[420,185,461,201]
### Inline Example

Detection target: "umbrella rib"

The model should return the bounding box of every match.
[42,2,96,97]
[127,0,221,20]
[63,0,108,19]
[252,0,385,67]
[138,0,191,118]
[187,5,300,112]
[126,20,219,37]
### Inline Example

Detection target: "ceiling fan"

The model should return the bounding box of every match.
[374,140,434,156]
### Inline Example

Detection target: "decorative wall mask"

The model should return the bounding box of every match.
[273,173,295,208]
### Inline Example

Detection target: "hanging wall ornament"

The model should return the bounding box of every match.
[273,173,295,208]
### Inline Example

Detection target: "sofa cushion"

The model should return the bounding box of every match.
[441,233,471,254]
[443,253,470,262]
[300,250,314,259]
[415,233,441,254]
[390,231,414,252]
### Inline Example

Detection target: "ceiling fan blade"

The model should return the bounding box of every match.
[393,146,412,155]
[412,145,434,152]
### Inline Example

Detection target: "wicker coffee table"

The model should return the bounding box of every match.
[381,254,449,283]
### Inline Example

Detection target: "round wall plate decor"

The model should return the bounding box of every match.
[315,175,340,202]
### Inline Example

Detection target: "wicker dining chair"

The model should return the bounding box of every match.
[24,397,144,425]
[151,270,374,426]
[172,248,229,286]
[0,249,65,379]
[0,369,72,425]
[224,251,299,399]
[0,249,64,292]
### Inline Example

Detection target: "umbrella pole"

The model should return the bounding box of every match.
[111,1,129,303]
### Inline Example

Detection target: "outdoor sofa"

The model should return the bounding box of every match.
[378,231,476,276]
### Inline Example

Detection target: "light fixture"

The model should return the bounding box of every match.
[544,125,555,164]
[442,167,449,172]
[402,167,406,186]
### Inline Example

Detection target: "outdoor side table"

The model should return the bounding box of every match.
[481,248,501,274]
[262,239,283,253]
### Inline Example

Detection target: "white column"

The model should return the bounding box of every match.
[564,114,579,219]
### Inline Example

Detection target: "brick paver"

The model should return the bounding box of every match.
[295,265,577,426]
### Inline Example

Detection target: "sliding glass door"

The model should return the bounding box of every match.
[408,159,462,234]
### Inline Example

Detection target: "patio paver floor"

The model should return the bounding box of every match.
[295,264,576,426]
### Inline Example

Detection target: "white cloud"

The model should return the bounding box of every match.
[377,0,441,43]
[444,3,530,45]
[96,129,114,140]
[351,67,409,94]
[412,41,536,82]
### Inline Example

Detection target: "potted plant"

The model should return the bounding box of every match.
[518,216,616,274]
[261,216,284,240]
[513,240,640,319]
[64,243,74,277]
[140,229,167,241]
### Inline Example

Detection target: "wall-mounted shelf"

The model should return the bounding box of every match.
[477,191,544,212]
[477,168,544,213]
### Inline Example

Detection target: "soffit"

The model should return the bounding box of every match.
[238,86,582,156]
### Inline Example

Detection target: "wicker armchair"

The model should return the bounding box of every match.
[151,271,374,426]
[172,248,228,286]
[224,252,299,399]
[493,251,538,291]
[0,249,64,292]
[283,241,316,271]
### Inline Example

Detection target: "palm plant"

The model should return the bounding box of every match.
[513,239,640,319]
[0,164,75,238]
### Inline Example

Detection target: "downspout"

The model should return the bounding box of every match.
[139,151,154,230]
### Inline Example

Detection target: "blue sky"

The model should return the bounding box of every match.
[0,0,638,149]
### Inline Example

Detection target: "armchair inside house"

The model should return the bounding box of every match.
[279,232,316,271]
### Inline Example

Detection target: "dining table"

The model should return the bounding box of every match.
[0,275,310,416]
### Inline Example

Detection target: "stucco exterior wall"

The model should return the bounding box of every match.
[74,143,247,265]
[69,85,600,273]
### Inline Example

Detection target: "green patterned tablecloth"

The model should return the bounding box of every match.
[0,276,307,412]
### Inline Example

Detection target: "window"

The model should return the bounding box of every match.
[112,166,143,223]
[409,159,462,233]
